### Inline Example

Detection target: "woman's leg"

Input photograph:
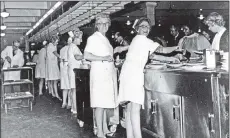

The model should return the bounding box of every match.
[95,107,105,137]
[39,78,44,95]
[71,88,77,114]
[53,80,61,99]
[102,109,110,134]
[67,90,72,108]
[62,89,68,107]
[48,80,53,96]
[131,102,142,138]
[126,103,134,138]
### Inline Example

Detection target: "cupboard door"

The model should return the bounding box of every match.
[214,74,229,138]
[183,76,213,138]
[141,91,182,138]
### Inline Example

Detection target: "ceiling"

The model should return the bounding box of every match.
[1,1,229,47]
[1,1,58,45]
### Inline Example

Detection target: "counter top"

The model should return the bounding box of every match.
[145,63,228,77]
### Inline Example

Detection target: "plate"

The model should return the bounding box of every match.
[193,51,203,55]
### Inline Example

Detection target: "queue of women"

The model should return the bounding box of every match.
[33,11,225,138]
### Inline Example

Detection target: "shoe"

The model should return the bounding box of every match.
[77,119,84,127]
[57,97,62,101]
[72,111,77,114]
[109,125,117,133]
[67,106,72,110]
[97,135,106,138]
[61,104,67,108]
[93,127,98,136]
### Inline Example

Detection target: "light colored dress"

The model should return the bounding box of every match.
[118,35,159,106]
[84,31,118,108]
[67,43,82,89]
[45,43,60,80]
[178,33,211,58]
[35,48,46,79]
[1,46,24,80]
[60,46,70,89]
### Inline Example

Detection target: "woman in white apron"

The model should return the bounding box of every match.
[45,35,61,100]
[84,14,118,138]
[67,29,84,114]
[117,18,180,138]
[60,37,72,108]
[35,41,47,96]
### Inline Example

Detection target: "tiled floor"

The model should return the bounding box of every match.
[1,94,126,138]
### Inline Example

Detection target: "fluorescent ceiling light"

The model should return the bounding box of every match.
[1,33,6,36]
[26,1,63,36]
[1,25,7,30]
[1,9,10,18]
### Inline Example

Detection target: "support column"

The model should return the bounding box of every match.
[142,2,158,26]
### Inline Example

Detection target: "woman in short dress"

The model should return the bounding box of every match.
[60,37,72,108]
[118,17,180,138]
[46,35,61,100]
[84,13,118,138]
[35,41,47,96]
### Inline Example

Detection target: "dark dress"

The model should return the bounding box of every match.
[219,30,229,52]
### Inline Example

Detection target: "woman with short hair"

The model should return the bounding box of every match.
[118,17,179,138]
[84,13,118,138]
[46,35,61,100]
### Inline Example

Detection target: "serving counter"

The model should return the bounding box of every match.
[142,65,229,138]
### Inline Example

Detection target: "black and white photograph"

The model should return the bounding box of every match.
[0,1,229,138]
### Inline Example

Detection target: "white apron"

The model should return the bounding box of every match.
[1,46,24,81]
[60,46,70,89]
[45,43,60,80]
[67,43,82,89]
[85,32,118,108]
[118,35,159,106]
[35,48,46,79]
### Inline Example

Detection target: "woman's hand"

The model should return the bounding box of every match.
[114,46,129,54]
[169,57,180,63]
[103,55,114,62]
[114,46,123,54]
[5,56,11,63]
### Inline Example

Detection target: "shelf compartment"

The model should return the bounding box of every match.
[4,92,33,100]
[3,79,33,86]
[2,67,33,72]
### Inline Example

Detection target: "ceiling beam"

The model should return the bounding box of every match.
[6,9,42,17]
[3,17,36,23]
[5,22,32,27]
[2,2,48,9]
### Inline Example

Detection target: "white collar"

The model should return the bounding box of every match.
[217,27,226,35]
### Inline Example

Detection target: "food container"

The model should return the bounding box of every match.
[203,49,221,69]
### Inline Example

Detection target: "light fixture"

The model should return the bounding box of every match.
[126,15,131,26]
[1,23,7,30]
[1,2,10,18]
[31,43,35,46]
[126,20,131,25]
[26,1,63,36]
[197,9,204,20]
[1,33,6,36]
[131,30,134,34]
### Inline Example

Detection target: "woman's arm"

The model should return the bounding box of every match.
[114,46,129,54]
[53,51,60,59]
[74,54,83,60]
[150,46,180,63]
[84,52,113,62]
